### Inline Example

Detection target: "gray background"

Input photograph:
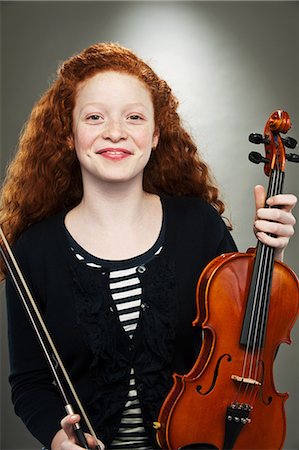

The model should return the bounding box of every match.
[1,1,298,449]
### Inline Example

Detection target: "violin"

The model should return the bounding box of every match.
[155,110,299,449]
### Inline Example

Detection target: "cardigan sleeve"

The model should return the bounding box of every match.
[6,233,66,448]
[216,222,238,255]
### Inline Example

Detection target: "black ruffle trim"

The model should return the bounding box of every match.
[69,256,178,446]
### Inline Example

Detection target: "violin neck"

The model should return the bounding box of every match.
[265,167,284,200]
[239,168,284,349]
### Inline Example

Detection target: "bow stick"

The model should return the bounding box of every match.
[0,226,101,450]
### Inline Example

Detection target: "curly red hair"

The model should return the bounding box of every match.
[0,42,226,261]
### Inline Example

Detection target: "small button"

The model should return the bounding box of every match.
[141,303,149,311]
[101,270,106,276]
[137,265,146,274]
[137,383,144,392]
[109,306,114,313]
[129,344,135,351]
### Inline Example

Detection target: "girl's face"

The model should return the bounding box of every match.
[72,71,159,191]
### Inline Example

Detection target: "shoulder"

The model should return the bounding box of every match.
[161,196,225,228]
[161,196,237,255]
[8,211,69,299]
[162,195,219,212]
[13,210,67,256]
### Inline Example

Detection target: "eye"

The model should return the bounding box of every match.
[127,114,144,121]
[86,114,103,122]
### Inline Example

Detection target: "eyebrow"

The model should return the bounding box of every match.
[81,102,148,109]
[78,102,150,116]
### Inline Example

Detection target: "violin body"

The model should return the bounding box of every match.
[156,252,299,449]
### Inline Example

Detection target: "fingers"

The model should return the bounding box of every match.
[254,186,297,213]
[60,414,81,441]
[266,193,297,212]
[59,415,105,450]
[254,210,295,245]
[255,207,296,228]
[253,186,297,259]
[253,230,291,250]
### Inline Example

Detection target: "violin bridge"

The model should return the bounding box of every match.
[231,374,261,386]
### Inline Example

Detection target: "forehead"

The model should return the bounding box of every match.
[75,71,153,106]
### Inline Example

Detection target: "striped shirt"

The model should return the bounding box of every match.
[66,227,164,449]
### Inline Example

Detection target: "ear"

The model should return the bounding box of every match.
[152,128,160,149]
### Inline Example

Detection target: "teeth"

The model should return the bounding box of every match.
[104,151,127,156]
[97,149,130,156]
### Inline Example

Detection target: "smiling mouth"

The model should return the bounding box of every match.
[96,148,133,160]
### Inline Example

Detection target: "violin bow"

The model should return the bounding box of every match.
[0,226,101,450]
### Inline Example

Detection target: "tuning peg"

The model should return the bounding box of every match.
[286,153,299,163]
[248,151,269,164]
[282,137,297,149]
[249,133,269,145]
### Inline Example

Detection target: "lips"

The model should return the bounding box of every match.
[95,147,133,160]
[96,147,133,155]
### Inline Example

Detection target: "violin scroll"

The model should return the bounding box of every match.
[248,110,299,177]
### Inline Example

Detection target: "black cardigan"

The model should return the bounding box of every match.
[6,197,237,448]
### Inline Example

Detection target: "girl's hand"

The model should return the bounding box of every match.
[253,185,297,261]
[51,414,105,450]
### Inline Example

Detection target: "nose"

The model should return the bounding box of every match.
[102,119,127,142]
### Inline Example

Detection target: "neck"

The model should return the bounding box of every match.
[76,179,151,227]
[65,179,162,260]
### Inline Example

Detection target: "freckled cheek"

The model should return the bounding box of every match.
[134,129,155,150]
[73,128,98,154]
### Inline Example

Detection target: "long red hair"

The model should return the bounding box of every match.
[0,42,225,259]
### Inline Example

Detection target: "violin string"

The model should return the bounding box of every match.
[249,169,277,382]
[238,240,266,403]
[233,121,289,420]
[252,166,281,389]
[247,166,278,402]
[239,162,281,405]
[250,248,274,404]
[248,163,283,405]
[247,242,268,403]
[0,227,100,446]
[248,245,272,405]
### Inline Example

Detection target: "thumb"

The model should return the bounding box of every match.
[254,185,266,212]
